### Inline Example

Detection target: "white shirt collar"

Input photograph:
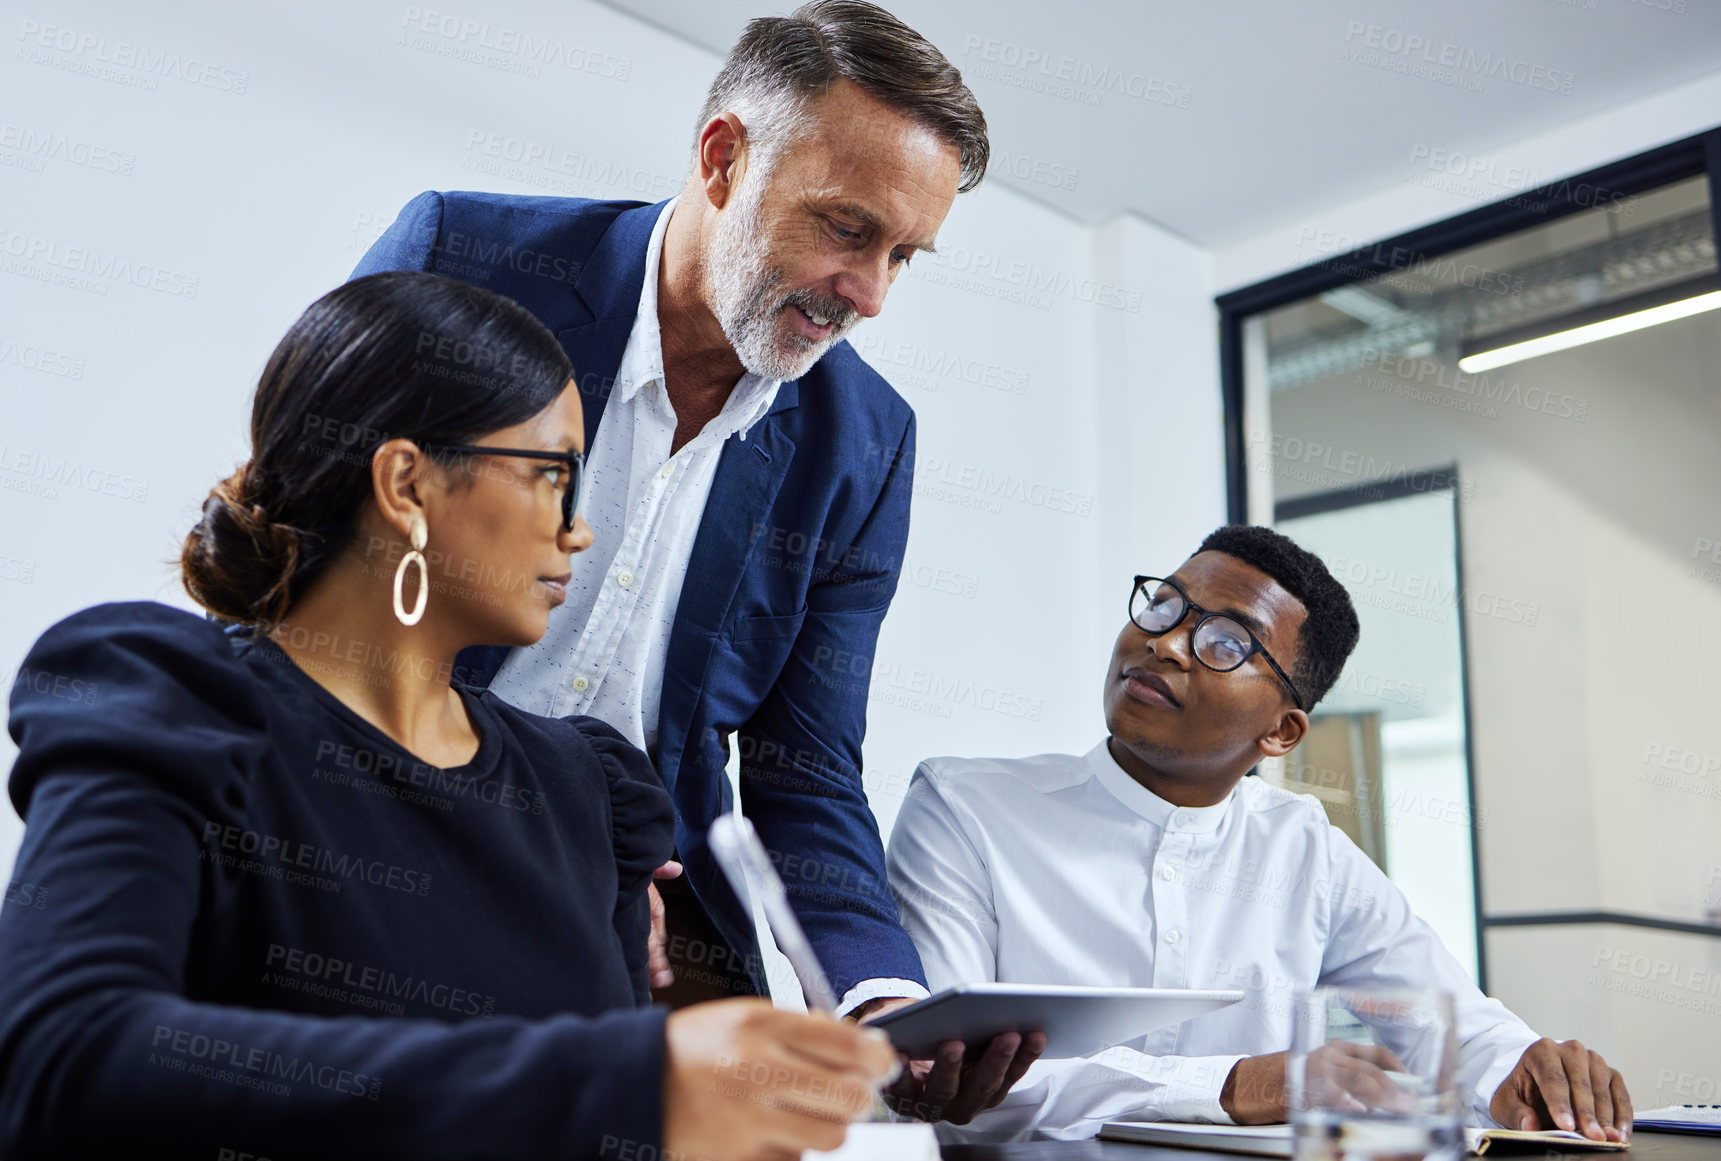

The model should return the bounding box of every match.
[1085,738,1236,833]
[612,196,781,443]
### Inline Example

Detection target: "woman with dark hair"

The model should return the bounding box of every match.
[0,271,892,1160]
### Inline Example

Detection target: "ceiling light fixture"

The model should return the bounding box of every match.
[1458,275,1721,373]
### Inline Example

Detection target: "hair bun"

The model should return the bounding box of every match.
[179,462,305,628]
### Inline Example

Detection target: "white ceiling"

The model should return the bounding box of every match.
[597,0,1721,247]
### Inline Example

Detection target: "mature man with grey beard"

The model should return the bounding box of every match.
[352,0,1041,1125]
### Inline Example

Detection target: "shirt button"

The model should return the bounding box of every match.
[1165,928,1182,945]
[617,570,634,588]
[1173,811,1190,828]
[1159,865,1176,881]
[659,463,674,479]
[571,676,590,693]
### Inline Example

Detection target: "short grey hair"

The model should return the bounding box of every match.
[693,0,989,191]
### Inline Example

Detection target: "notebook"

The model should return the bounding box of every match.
[1098,1120,1631,1155]
[1633,1105,1721,1134]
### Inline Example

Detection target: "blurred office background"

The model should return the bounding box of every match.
[2,0,1718,1109]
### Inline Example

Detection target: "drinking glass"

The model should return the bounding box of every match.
[1290,987,1462,1161]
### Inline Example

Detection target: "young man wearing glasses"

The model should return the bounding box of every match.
[885,524,1632,1143]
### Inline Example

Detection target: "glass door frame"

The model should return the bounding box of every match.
[1275,468,1481,985]
[1214,126,1721,993]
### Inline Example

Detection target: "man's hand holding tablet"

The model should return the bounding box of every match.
[854,984,1245,1123]
[854,996,1047,1124]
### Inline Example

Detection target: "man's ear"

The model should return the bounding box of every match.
[370,438,429,541]
[695,112,747,211]
[1256,708,1310,760]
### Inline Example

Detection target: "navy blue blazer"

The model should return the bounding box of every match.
[353,193,926,997]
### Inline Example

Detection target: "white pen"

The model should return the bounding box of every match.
[708,812,838,1011]
[708,812,902,1118]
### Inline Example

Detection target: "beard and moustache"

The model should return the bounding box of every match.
[702,166,861,382]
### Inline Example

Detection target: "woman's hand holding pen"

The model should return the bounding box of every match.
[664,998,897,1161]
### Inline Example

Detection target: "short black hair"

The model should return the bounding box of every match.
[1195,525,1360,710]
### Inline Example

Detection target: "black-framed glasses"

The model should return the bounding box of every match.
[421,442,585,533]
[1128,575,1305,711]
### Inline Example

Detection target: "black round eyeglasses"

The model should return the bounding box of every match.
[1128,575,1305,710]
[421,442,585,533]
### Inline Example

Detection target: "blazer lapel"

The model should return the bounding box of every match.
[655,390,798,784]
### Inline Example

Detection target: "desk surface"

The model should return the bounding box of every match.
[943,1130,1721,1161]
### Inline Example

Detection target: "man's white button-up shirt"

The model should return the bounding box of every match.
[886,740,1538,1142]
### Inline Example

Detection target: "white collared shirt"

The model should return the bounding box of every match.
[487,197,779,749]
[886,740,1539,1143]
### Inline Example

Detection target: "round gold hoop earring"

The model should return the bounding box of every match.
[392,518,429,626]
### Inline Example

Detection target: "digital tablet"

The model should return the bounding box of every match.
[867,983,1244,1060]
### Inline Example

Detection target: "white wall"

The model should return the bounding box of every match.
[0,3,1223,888]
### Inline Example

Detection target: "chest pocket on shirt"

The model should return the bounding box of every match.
[729,606,808,643]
